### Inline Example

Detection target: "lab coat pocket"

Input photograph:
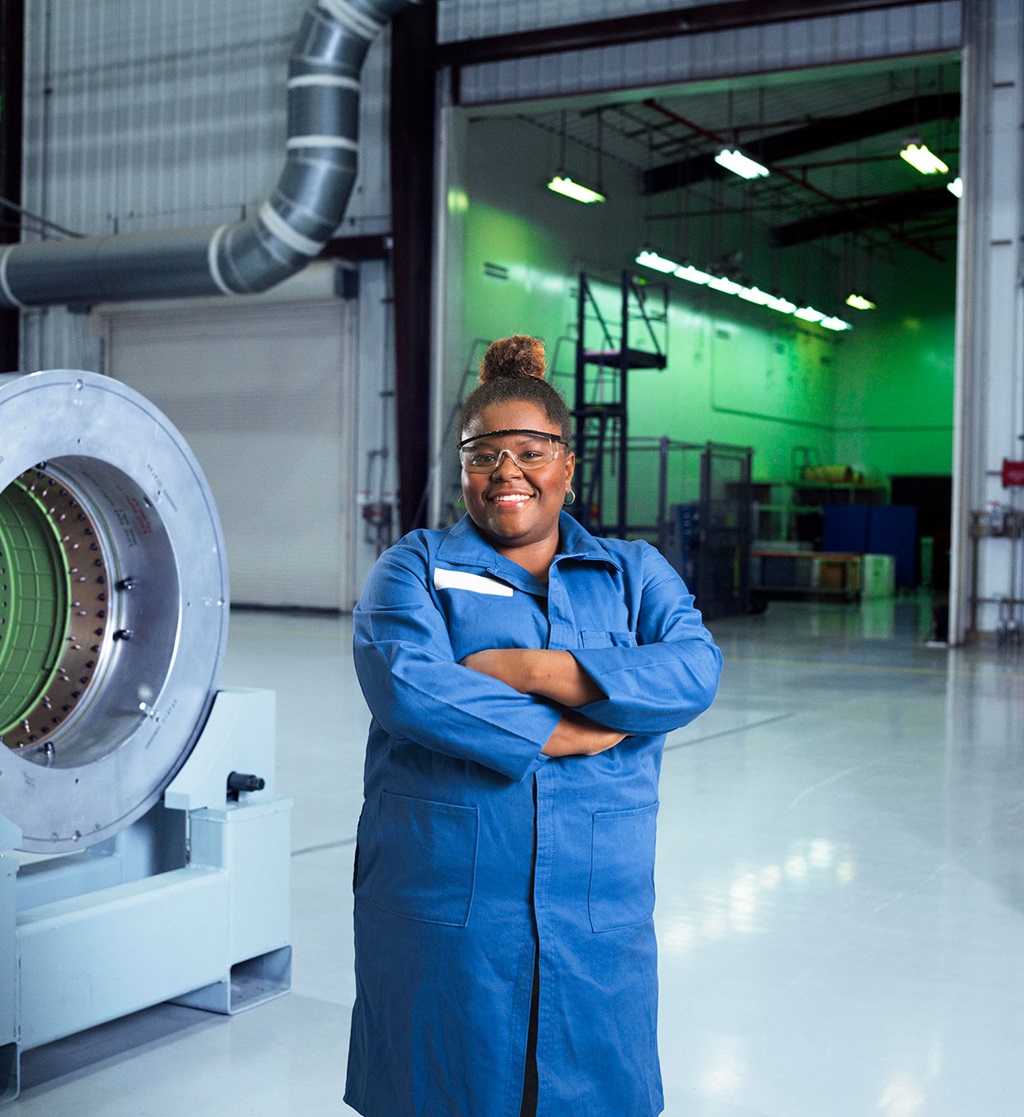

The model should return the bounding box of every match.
[579,630,638,648]
[372,790,479,927]
[589,802,659,932]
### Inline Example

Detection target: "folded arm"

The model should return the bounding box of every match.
[460,648,623,757]
[462,543,723,741]
[460,647,605,706]
[354,549,562,781]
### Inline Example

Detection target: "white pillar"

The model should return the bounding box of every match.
[951,0,1024,642]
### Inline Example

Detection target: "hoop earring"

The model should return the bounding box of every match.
[563,488,576,506]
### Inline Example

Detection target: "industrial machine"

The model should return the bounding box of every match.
[0,370,291,1105]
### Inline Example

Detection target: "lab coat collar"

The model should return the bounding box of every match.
[437,513,622,594]
[554,511,623,569]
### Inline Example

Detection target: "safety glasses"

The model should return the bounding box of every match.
[458,428,567,474]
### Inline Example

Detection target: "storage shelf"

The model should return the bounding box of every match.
[750,479,886,546]
[750,549,863,602]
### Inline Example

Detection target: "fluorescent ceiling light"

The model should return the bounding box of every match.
[707,274,746,296]
[635,249,679,273]
[947,176,963,198]
[675,264,715,285]
[846,294,877,311]
[737,287,776,306]
[714,148,770,180]
[547,175,606,204]
[635,252,851,333]
[899,142,949,175]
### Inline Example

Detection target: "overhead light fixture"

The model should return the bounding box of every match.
[635,251,851,332]
[635,249,678,274]
[819,315,853,332]
[675,263,716,285]
[846,293,877,311]
[547,174,606,204]
[947,176,963,198]
[547,109,606,204]
[737,286,777,307]
[763,294,798,315]
[707,274,746,296]
[714,148,770,180]
[899,141,949,176]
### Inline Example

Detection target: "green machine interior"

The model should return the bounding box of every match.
[0,468,110,749]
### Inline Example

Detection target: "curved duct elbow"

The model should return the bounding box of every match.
[0,0,415,309]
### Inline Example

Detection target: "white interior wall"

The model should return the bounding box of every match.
[93,274,360,610]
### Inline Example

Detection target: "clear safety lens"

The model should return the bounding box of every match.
[459,431,564,474]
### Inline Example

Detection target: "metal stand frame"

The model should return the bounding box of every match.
[0,688,292,1106]
[573,270,668,537]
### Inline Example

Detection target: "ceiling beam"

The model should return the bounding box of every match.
[643,91,961,195]
[645,98,946,261]
[771,186,958,246]
[435,0,946,70]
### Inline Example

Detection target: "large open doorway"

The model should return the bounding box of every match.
[434,45,959,625]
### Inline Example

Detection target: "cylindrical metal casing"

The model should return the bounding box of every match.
[0,371,229,852]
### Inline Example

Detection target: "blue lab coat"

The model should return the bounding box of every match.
[344,512,721,1117]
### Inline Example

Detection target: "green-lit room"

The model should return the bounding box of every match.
[436,58,959,624]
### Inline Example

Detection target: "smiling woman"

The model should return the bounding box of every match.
[344,335,723,1117]
[456,336,575,579]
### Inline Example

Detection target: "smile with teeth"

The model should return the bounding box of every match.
[490,491,533,506]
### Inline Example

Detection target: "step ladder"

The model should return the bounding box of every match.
[573,270,668,536]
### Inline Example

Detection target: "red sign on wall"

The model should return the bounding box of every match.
[1002,459,1024,487]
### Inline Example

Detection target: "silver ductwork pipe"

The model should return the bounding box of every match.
[0,0,415,309]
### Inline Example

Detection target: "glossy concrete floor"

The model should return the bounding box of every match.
[8,594,1024,1116]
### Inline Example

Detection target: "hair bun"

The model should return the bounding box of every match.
[478,335,546,383]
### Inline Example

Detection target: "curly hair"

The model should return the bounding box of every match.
[457,335,573,443]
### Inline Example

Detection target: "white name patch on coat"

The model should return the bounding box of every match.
[433,567,514,597]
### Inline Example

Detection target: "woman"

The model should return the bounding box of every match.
[345,335,722,1117]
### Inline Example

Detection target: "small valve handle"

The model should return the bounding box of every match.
[227,771,265,794]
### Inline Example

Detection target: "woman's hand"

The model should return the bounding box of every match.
[541,710,626,757]
[461,648,606,707]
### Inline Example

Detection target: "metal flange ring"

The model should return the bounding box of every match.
[0,370,229,853]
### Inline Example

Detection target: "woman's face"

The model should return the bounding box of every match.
[460,400,574,556]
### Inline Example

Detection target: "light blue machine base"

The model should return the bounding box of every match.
[0,688,292,1106]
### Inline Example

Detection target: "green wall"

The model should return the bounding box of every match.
[832,256,955,480]
[462,203,573,368]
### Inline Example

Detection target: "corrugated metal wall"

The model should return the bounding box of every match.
[436,0,960,46]
[437,0,734,41]
[440,2,962,104]
[18,0,393,370]
[22,1,291,238]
